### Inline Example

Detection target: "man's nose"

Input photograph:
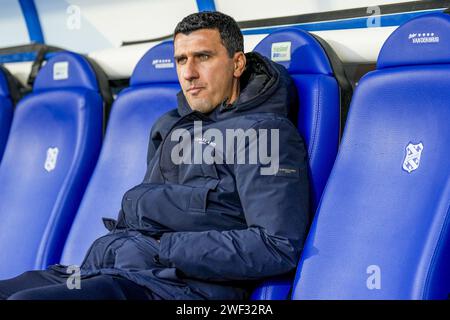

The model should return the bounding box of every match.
[183,60,199,81]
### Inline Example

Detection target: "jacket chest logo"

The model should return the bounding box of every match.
[195,137,216,147]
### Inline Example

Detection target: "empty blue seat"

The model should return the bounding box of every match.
[0,66,16,163]
[293,12,450,299]
[60,42,180,265]
[0,52,106,279]
[251,28,351,299]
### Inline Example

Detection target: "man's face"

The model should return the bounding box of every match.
[174,29,237,113]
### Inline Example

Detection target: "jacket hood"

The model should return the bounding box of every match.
[177,52,298,121]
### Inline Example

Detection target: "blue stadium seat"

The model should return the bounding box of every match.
[60,42,180,265]
[0,52,106,279]
[293,12,450,299]
[0,66,16,163]
[251,28,351,299]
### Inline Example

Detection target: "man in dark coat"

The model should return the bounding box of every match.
[0,11,310,300]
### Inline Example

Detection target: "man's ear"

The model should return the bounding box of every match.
[233,52,246,78]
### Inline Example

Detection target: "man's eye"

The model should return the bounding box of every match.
[199,54,209,61]
[177,57,187,65]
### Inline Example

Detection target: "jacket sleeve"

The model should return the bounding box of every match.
[157,118,310,282]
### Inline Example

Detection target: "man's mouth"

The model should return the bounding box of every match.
[187,87,204,95]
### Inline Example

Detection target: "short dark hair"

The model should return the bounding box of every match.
[174,11,244,57]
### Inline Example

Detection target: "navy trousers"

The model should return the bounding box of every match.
[0,270,158,300]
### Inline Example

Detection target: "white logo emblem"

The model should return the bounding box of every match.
[45,147,59,172]
[408,32,439,44]
[402,142,423,173]
[194,137,216,147]
[152,58,174,69]
[53,61,69,80]
[271,41,291,62]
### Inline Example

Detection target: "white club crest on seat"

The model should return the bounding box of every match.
[402,142,423,173]
[45,147,59,172]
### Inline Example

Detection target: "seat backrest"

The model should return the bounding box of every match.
[253,28,350,212]
[60,42,180,265]
[0,52,105,279]
[250,28,350,299]
[0,66,16,163]
[293,12,450,299]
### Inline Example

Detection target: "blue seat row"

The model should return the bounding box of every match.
[0,53,106,279]
[0,11,448,299]
[0,66,16,163]
[251,27,349,299]
[292,11,450,300]
[60,43,181,266]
